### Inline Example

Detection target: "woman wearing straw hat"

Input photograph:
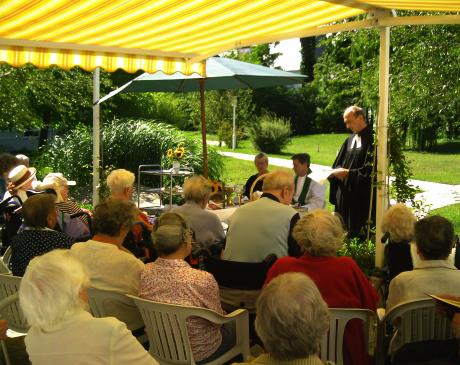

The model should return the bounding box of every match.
[36,172,90,225]
[4,164,36,203]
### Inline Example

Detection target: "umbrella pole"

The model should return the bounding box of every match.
[199,79,208,178]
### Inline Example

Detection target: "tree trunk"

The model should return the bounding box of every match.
[38,110,51,147]
[300,37,316,82]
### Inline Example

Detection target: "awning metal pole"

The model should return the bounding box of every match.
[92,67,101,207]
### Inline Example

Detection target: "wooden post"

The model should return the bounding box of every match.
[199,79,208,178]
[375,25,390,268]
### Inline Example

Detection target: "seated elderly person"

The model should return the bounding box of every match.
[107,169,153,258]
[71,199,144,296]
[172,175,224,251]
[242,152,269,200]
[4,164,36,203]
[381,203,416,282]
[265,210,378,365]
[19,249,158,365]
[11,194,74,276]
[223,170,300,262]
[36,172,90,225]
[387,215,460,310]
[235,272,331,365]
[139,212,232,363]
[71,199,145,336]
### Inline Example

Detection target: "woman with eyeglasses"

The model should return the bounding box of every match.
[139,212,233,364]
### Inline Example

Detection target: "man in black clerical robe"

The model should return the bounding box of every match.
[329,106,375,239]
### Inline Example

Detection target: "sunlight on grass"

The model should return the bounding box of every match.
[198,133,460,185]
[430,203,460,234]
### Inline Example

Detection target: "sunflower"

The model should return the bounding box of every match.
[166,149,174,158]
[174,149,184,159]
[210,179,222,194]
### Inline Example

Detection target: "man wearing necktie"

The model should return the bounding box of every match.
[329,106,375,239]
[291,153,326,211]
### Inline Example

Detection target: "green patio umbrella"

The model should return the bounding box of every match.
[99,57,306,176]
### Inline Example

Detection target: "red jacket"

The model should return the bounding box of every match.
[265,253,379,365]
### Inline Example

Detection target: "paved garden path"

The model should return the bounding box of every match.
[219,151,460,211]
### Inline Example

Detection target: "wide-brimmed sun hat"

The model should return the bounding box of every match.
[41,173,76,187]
[8,165,36,190]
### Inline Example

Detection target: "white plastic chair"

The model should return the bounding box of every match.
[128,295,250,365]
[0,275,28,365]
[87,287,144,332]
[377,298,453,365]
[1,247,11,269]
[320,308,376,365]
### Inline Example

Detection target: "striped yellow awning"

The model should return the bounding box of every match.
[0,0,459,75]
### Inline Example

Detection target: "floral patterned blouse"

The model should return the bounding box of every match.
[139,258,223,361]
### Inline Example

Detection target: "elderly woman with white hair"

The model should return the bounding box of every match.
[265,210,378,365]
[236,272,332,365]
[381,203,416,281]
[107,168,153,258]
[19,249,158,365]
[139,212,233,363]
[173,175,225,250]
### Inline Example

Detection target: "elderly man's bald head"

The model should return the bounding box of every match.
[262,170,295,205]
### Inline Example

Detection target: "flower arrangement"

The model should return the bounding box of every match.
[166,142,186,162]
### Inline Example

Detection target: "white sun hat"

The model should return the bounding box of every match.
[8,165,36,190]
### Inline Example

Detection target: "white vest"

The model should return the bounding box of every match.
[223,197,297,262]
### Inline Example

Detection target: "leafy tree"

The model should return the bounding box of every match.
[311,14,459,149]
[389,23,460,149]
[0,64,116,146]
[311,27,379,132]
[229,44,281,68]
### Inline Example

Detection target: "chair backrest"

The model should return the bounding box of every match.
[128,296,209,365]
[249,173,268,201]
[205,254,277,290]
[320,308,375,365]
[0,274,28,332]
[378,298,453,361]
[86,287,144,331]
[2,246,11,267]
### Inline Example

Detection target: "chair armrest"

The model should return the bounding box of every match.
[0,293,18,314]
[194,308,248,325]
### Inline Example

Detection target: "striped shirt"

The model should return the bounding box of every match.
[56,200,89,225]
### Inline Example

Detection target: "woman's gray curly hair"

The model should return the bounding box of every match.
[381,203,416,242]
[293,209,346,256]
[255,273,330,360]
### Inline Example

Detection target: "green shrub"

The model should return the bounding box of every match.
[217,122,245,148]
[249,114,292,153]
[35,118,224,187]
[338,236,377,277]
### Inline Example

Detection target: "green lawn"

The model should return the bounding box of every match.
[187,131,460,185]
[405,150,460,185]
[430,203,460,234]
